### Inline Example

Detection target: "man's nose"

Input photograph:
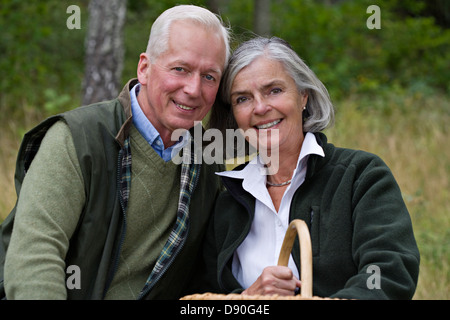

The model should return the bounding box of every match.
[183,73,202,97]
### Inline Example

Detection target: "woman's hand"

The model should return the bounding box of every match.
[241,266,301,296]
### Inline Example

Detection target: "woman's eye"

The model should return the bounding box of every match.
[236,96,247,104]
[271,88,282,94]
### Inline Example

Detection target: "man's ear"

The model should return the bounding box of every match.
[137,53,150,85]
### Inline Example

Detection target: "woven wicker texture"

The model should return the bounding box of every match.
[180,292,339,300]
[180,219,330,300]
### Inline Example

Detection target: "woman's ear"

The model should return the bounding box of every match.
[301,90,309,109]
[302,90,310,124]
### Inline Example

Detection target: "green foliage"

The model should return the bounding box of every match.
[43,88,71,114]
[1,0,447,117]
[272,0,450,101]
[0,0,87,116]
[223,0,449,102]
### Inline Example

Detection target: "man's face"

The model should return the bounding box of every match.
[137,20,226,146]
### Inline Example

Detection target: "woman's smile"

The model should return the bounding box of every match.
[254,119,282,130]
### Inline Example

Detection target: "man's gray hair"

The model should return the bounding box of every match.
[221,36,334,132]
[146,5,231,69]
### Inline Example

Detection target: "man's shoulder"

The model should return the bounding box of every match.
[63,98,123,125]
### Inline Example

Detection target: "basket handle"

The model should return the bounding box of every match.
[277,219,313,298]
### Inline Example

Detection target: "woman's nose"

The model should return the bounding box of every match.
[253,97,271,115]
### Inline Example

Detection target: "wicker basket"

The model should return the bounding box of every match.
[181,219,333,300]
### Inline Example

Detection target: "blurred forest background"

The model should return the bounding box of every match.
[0,0,448,299]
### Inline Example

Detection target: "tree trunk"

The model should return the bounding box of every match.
[82,0,127,105]
[254,0,271,36]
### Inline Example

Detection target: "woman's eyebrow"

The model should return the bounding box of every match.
[230,89,249,97]
[231,79,285,97]
[260,79,285,90]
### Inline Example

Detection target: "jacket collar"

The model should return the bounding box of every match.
[305,132,330,180]
[115,79,138,148]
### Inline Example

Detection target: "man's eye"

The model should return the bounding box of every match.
[174,67,185,72]
[204,74,215,81]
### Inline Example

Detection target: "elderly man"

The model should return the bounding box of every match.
[0,5,230,299]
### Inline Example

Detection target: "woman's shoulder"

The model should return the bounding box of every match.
[317,133,386,168]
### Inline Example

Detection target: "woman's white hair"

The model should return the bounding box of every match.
[221,36,334,132]
[145,5,231,69]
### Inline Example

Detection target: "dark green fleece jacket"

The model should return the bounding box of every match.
[201,132,420,300]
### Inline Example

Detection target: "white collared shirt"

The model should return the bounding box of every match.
[216,132,325,289]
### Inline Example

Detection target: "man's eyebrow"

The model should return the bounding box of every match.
[209,68,223,76]
[203,66,222,77]
[171,60,222,76]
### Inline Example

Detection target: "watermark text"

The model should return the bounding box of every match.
[66,5,81,29]
[366,5,381,29]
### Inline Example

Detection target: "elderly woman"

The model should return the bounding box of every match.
[202,37,420,299]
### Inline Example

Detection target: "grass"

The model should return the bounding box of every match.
[0,103,47,216]
[0,91,448,299]
[325,91,449,300]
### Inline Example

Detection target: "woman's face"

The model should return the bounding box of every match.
[230,56,308,153]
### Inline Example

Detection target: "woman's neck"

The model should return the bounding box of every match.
[261,137,303,182]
